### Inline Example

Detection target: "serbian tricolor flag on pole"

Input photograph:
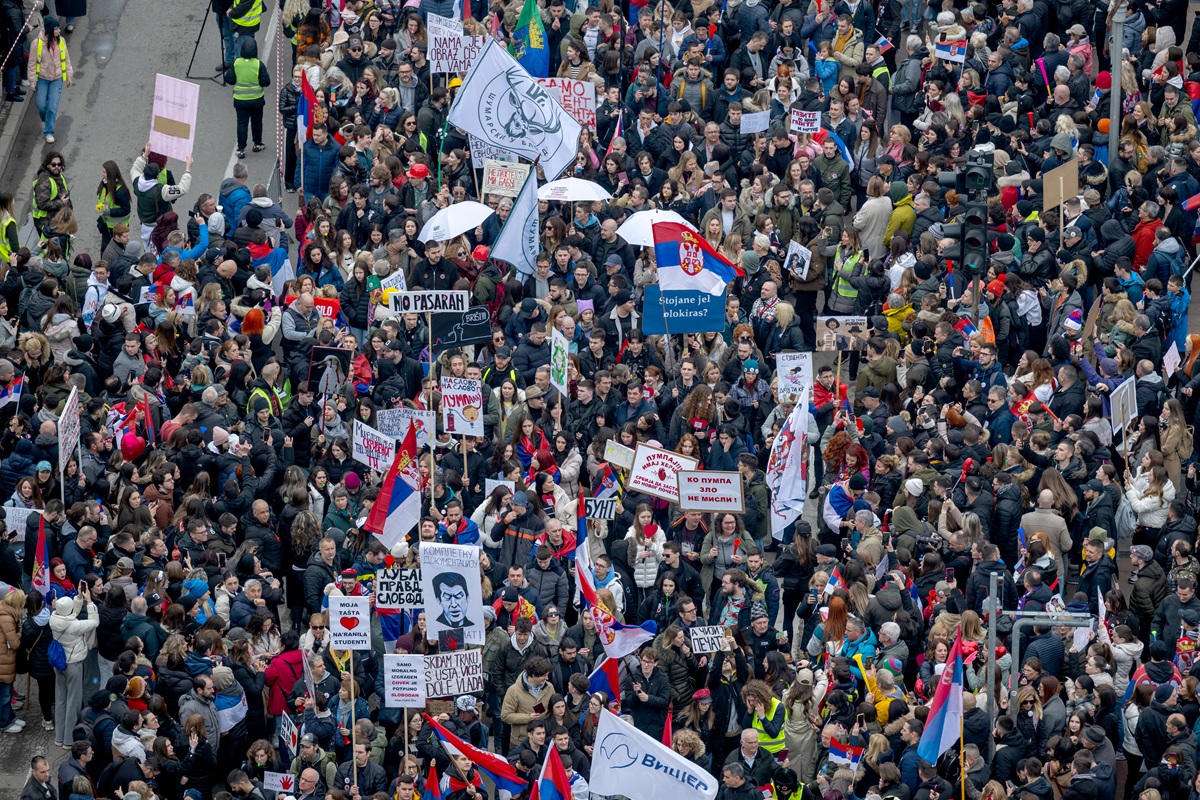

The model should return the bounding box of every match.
[653,222,743,295]
[935,39,967,63]
[30,513,50,599]
[605,111,623,158]
[0,376,23,409]
[813,127,855,168]
[874,35,894,54]
[575,487,590,568]
[579,556,656,658]
[829,738,863,768]
[823,567,847,596]
[140,397,155,446]
[917,631,965,764]
[421,763,443,800]
[424,714,527,796]
[298,72,317,141]
[587,657,621,712]
[593,463,623,500]
[531,745,574,800]
[364,425,422,549]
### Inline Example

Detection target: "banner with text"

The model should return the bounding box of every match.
[328,596,371,649]
[424,649,484,698]
[375,567,423,610]
[383,654,428,707]
[790,109,820,133]
[421,542,485,645]
[677,470,745,512]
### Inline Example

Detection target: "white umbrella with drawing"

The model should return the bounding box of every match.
[537,177,612,202]
[615,209,698,247]
[418,201,495,243]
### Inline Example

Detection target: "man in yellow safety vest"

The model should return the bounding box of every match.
[224,38,271,159]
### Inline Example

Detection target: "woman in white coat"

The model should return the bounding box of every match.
[50,587,99,747]
[853,176,894,261]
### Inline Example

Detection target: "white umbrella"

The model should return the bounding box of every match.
[537,177,612,202]
[418,201,495,243]
[615,209,698,247]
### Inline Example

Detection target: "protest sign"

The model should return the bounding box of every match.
[6,508,40,551]
[641,285,725,335]
[551,328,569,398]
[427,11,462,35]
[628,444,699,502]
[586,497,617,520]
[424,650,484,697]
[312,297,341,319]
[785,239,813,281]
[440,377,485,436]
[430,35,486,74]
[352,422,396,472]
[604,440,635,470]
[375,568,423,610]
[535,77,597,127]
[739,109,770,134]
[776,352,813,403]
[137,286,156,304]
[431,306,493,352]
[328,596,371,649]
[381,269,407,293]
[382,654,428,708]
[1110,377,1139,445]
[421,543,484,645]
[376,407,434,450]
[485,479,515,497]
[790,108,820,133]
[149,74,200,161]
[469,135,516,168]
[817,316,868,352]
[677,471,745,513]
[262,772,295,793]
[1165,341,1181,377]
[689,625,729,654]
[389,290,469,314]
[280,712,298,757]
[482,159,532,198]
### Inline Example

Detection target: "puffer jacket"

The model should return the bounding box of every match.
[655,639,699,706]
[49,596,98,665]
[0,601,20,684]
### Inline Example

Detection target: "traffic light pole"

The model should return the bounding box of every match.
[1108,3,1125,164]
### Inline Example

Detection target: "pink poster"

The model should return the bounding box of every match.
[149,74,200,161]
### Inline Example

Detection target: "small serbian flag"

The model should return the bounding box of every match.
[813,127,855,169]
[532,744,575,800]
[934,39,967,63]
[653,222,743,295]
[874,35,894,54]
[954,318,978,338]
[605,110,623,158]
[587,658,621,713]
[298,71,318,142]
[824,567,847,596]
[0,376,22,409]
[829,738,863,768]
[1184,193,1200,212]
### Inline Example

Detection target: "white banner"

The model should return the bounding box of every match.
[280,711,299,758]
[775,351,813,403]
[383,654,428,708]
[447,38,582,180]
[535,77,597,127]
[430,34,486,74]
[739,109,770,134]
[389,290,468,314]
[376,407,435,451]
[420,542,485,645]
[427,12,463,36]
[590,710,718,799]
[328,595,371,649]
[790,108,820,133]
[585,497,617,520]
[677,470,745,512]
[627,444,699,503]
[440,377,484,436]
[424,650,484,698]
[490,171,539,276]
[1110,377,1139,444]
[482,159,532,198]
[375,567,423,609]
[352,422,396,472]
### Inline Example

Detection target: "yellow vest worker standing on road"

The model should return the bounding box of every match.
[225,38,271,159]
[27,18,73,144]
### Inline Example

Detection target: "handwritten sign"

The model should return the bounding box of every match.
[427,12,462,36]
[430,35,486,74]
[352,422,396,471]
[376,407,434,451]
[328,595,371,649]
[375,567,423,609]
[535,77,596,127]
[775,352,813,404]
[603,440,635,470]
[389,291,469,314]
[383,654,428,708]
[627,444,699,503]
[313,297,341,319]
[790,109,820,133]
[689,625,729,654]
[677,470,745,512]
[263,772,296,793]
[280,712,298,758]
[482,159,532,198]
[470,135,517,168]
[441,377,484,436]
[585,497,617,520]
[739,109,770,134]
[424,650,484,698]
[59,387,80,479]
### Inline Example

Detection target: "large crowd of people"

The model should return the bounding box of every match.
[3,0,1200,799]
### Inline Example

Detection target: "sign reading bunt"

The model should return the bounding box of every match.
[482,159,532,198]
[375,568,423,610]
[382,654,428,708]
[585,497,617,520]
[440,377,485,436]
[430,35,486,74]
[352,422,396,471]
[389,290,469,314]
[627,444,699,502]
[328,596,371,649]
[677,470,745,512]
[423,649,484,697]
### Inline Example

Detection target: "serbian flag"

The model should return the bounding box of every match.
[579,560,656,658]
[0,376,23,409]
[140,397,156,446]
[813,127,855,169]
[30,513,50,599]
[421,763,442,800]
[593,463,624,501]
[874,35,894,54]
[829,738,863,768]
[364,424,422,549]
[954,318,978,338]
[574,487,589,567]
[172,293,195,316]
[653,222,743,295]
[298,72,317,141]
[424,714,527,796]
[823,567,847,596]
[917,631,965,764]
[934,39,967,63]
[587,657,621,712]
[605,110,623,158]
[531,745,574,800]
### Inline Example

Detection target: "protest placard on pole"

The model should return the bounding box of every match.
[280,712,299,758]
[150,74,200,161]
[775,352,814,403]
[677,471,745,513]
[739,109,770,134]
[383,654,428,707]
[689,625,729,654]
[59,386,80,482]
[421,543,485,645]
[328,596,371,649]
[375,568,423,610]
[627,444,699,502]
[376,408,434,450]
[427,11,463,35]
[469,135,516,168]
[550,328,569,398]
[440,377,485,437]
[424,650,484,697]
[482,159,532,198]
[790,109,820,133]
[263,772,296,793]
[352,422,397,472]
[603,440,635,469]
[535,77,597,127]
[388,291,469,314]
[430,35,486,74]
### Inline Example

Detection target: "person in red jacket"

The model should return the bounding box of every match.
[1130,202,1161,269]
[265,629,307,720]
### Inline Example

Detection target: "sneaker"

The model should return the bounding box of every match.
[20,79,28,87]
[236,149,245,158]
[9,699,22,710]
[2,721,22,733]
[41,720,53,731]
[45,135,54,143]
[252,143,266,152]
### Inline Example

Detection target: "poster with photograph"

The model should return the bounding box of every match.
[420,543,484,646]
[784,240,813,281]
[775,352,813,403]
[816,316,868,352]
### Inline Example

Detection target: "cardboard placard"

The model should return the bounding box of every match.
[627,444,699,502]
[469,135,517,168]
[790,109,820,133]
[427,11,463,36]
[1110,377,1138,447]
[677,470,745,512]
[482,159,532,198]
[688,625,729,654]
[585,497,617,520]
[59,386,80,478]
[376,407,435,450]
[352,422,396,472]
[382,654,428,708]
[440,377,485,436]
[280,711,299,758]
[328,596,371,649]
[1165,341,1181,377]
[603,440,635,470]
[550,327,569,398]
[485,478,515,497]
[424,649,484,698]
[149,74,200,161]
[375,567,423,609]
[1043,159,1080,212]
[430,34,486,74]
[389,290,469,314]
[785,239,813,281]
[776,352,814,404]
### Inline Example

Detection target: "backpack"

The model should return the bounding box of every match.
[48,638,66,671]
[73,709,113,766]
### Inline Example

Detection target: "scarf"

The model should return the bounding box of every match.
[448,770,483,793]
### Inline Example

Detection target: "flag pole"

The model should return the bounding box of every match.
[349,648,358,791]
[959,707,966,800]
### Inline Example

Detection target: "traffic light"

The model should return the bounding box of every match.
[961,201,988,275]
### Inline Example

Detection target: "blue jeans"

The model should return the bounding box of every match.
[0,681,13,729]
[234,31,256,61]
[34,78,62,136]
[219,13,236,65]
[3,64,17,94]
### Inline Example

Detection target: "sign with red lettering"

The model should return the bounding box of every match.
[677,470,745,512]
[790,109,820,133]
[627,444,699,503]
[313,297,341,319]
[482,159,532,198]
[535,77,596,127]
[440,377,484,436]
[352,422,396,471]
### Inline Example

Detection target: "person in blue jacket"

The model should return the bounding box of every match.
[302,123,340,201]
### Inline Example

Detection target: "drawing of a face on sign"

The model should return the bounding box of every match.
[482,68,562,148]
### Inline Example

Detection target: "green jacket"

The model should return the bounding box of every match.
[744,470,770,542]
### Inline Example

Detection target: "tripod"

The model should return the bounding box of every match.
[186,10,226,85]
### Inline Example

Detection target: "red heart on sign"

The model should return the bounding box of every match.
[339,616,360,630]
